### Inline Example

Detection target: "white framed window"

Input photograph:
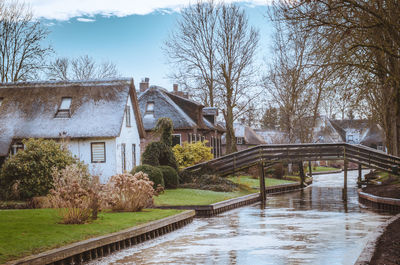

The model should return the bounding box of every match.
[55,97,72,118]
[91,142,106,163]
[132,144,137,168]
[348,134,353,142]
[125,106,131,127]
[11,142,24,155]
[172,134,181,146]
[0,97,3,107]
[121,143,126,172]
[146,101,154,113]
[237,137,243,145]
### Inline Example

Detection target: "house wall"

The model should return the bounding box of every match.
[115,97,142,174]
[68,138,116,183]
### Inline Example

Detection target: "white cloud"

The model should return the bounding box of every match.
[76,17,96,22]
[25,0,271,21]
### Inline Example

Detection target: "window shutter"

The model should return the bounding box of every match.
[91,142,105,163]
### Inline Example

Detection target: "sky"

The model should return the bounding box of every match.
[26,0,273,90]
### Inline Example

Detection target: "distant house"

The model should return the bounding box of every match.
[138,79,224,157]
[312,116,385,151]
[222,122,265,153]
[0,79,145,182]
[254,129,287,144]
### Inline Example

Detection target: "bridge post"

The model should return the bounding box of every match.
[299,161,305,188]
[308,161,312,178]
[259,162,266,203]
[357,164,362,188]
[343,159,348,201]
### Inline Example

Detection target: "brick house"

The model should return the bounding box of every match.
[138,79,224,158]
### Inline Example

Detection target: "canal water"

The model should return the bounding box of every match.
[91,171,391,265]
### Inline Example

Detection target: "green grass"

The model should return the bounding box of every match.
[154,188,251,206]
[0,208,182,263]
[228,175,294,189]
[306,166,340,173]
[154,177,295,206]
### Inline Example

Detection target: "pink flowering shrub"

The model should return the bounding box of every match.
[48,164,100,224]
[101,172,155,212]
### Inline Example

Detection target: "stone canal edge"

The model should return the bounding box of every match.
[356,190,400,265]
[6,210,195,265]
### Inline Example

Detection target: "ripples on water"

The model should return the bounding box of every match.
[91,171,391,265]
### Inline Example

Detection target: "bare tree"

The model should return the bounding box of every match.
[164,1,260,154]
[0,0,52,82]
[264,17,325,143]
[164,1,218,107]
[273,0,400,155]
[47,55,119,80]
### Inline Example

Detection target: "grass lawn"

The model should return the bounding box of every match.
[154,177,295,206]
[228,176,294,189]
[0,208,182,263]
[306,166,340,173]
[154,188,252,206]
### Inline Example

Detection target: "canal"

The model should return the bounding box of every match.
[92,171,391,265]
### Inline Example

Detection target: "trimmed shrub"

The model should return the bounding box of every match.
[142,142,178,169]
[132,164,164,188]
[173,141,213,169]
[48,164,100,224]
[101,172,155,212]
[180,174,238,192]
[271,163,284,179]
[154,117,174,146]
[0,138,78,200]
[158,165,179,189]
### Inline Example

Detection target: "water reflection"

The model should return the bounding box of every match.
[91,171,391,265]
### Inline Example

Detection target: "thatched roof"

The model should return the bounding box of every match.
[138,86,223,132]
[0,78,145,156]
[361,124,384,146]
[222,123,265,145]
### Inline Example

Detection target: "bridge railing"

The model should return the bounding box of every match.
[184,143,400,176]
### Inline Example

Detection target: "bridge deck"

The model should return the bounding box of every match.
[185,143,400,176]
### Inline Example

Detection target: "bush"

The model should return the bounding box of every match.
[173,141,213,169]
[101,172,155,212]
[132,164,164,188]
[48,164,100,224]
[0,139,78,200]
[142,142,178,169]
[180,174,238,192]
[158,166,179,189]
[270,163,284,179]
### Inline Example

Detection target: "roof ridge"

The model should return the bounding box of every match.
[0,78,132,88]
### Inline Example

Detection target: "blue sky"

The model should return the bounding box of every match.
[32,1,273,90]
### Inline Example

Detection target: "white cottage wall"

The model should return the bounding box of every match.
[68,138,116,183]
[115,97,141,174]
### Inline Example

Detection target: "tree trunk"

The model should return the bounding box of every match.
[224,105,237,154]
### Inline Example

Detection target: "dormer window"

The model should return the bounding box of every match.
[55,97,72,118]
[146,101,154,113]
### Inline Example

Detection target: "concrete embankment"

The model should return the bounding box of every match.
[7,210,195,265]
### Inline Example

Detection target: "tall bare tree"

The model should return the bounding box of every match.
[165,1,260,154]
[264,17,326,143]
[47,55,119,80]
[164,1,218,107]
[0,0,51,82]
[273,0,400,155]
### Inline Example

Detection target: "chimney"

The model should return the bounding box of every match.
[139,77,149,92]
[173,84,178,93]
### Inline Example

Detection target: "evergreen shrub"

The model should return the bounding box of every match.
[132,164,164,188]
[0,138,78,200]
[158,165,179,189]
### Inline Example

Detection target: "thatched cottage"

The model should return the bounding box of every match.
[0,79,145,182]
[138,79,224,157]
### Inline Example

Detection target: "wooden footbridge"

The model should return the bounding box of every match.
[185,143,400,201]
